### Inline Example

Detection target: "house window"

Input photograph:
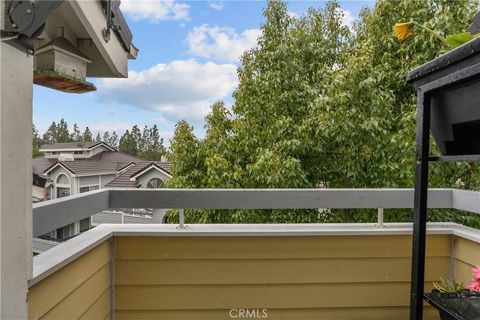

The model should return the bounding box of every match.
[147,178,164,189]
[56,223,75,240]
[79,185,99,193]
[74,151,83,155]
[56,174,69,185]
[51,151,60,155]
[56,174,70,198]
[79,218,90,232]
[56,187,70,198]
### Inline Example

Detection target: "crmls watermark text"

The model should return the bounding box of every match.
[229,309,268,318]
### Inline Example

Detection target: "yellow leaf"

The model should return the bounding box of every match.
[394,22,414,41]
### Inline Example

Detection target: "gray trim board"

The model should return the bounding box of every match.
[33,188,480,238]
[33,189,109,237]
[108,188,452,210]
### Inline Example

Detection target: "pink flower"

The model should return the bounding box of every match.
[467,281,480,291]
[473,267,480,280]
[467,266,480,291]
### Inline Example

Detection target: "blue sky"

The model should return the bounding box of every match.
[33,0,373,143]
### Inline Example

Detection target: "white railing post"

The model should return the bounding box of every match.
[178,209,185,229]
[377,208,384,228]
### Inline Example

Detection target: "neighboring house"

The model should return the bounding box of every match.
[105,161,172,188]
[32,141,171,241]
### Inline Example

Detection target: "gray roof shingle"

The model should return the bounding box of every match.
[42,151,142,175]
[33,157,56,177]
[105,161,171,188]
[39,150,171,186]
[40,141,101,150]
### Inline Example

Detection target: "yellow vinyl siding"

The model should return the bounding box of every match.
[115,235,448,319]
[78,288,111,320]
[116,282,434,309]
[116,307,440,320]
[28,241,111,320]
[454,236,480,285]
[116,256,448,285]
[115,235,449,260]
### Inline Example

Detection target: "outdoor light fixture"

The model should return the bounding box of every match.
[33,37,96,93]
[407,11,480,320]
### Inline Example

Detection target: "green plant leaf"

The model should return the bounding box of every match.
[446,32,475,48]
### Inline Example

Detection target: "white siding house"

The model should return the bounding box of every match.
[33,142,171,241]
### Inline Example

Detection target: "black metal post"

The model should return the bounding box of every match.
[410,90,431,320]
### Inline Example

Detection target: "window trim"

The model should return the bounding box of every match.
[55,174,71,199]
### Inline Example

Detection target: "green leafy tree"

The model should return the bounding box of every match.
[118,125,166,159]
[42,119,72,144]
[32,125,44,158]
[169,0,480,225]
[169,0,351,222]
[55,119,71,143]
[168,120,204,188]
[109,131,119,149]
[42,121,57,144]
[118,129,138,156]
[82,127,93,142]
[131,125,142,150]
[141,125,166,160]
[138,126,149,157]
[311,0,479,223]
[102,131,111,145]
[71,123,82,142]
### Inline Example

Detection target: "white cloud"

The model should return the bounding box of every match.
[186,24,261,63]
[337,8,355,29]
[153,116,170,125]
[120,0,190,22]
[89,122,133,134]
[97,60,238,124]
[209,1,224,11]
